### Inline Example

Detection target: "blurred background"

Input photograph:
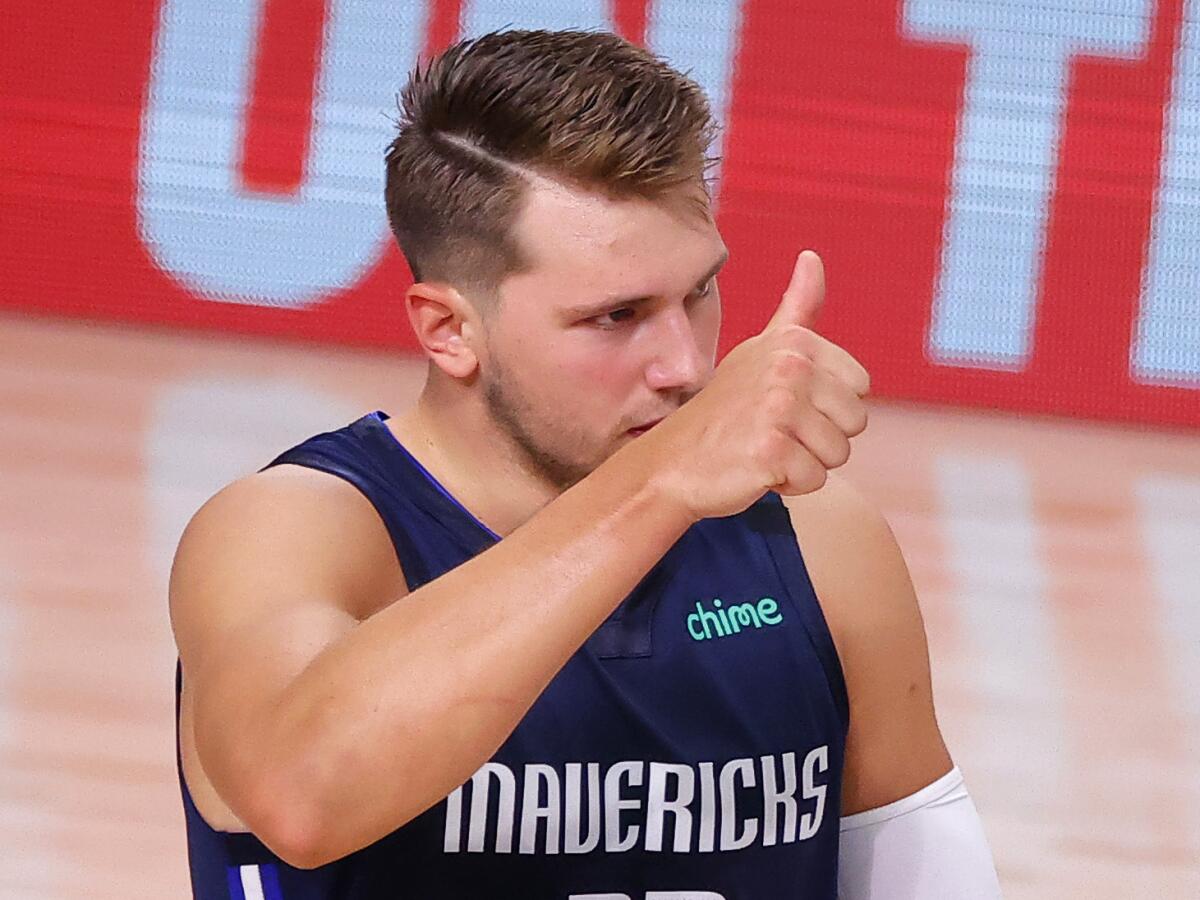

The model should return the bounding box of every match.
[1,1,1198,897]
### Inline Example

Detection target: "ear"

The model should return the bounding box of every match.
[404,281,483,380]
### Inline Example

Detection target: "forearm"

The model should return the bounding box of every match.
[250,443,691,865]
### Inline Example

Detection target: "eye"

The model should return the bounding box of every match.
[592,307,638,329]
[691,278,716,299]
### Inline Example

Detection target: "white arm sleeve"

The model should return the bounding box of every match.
[838,767,1002,899]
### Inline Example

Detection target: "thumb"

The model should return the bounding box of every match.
[766,250,825,332]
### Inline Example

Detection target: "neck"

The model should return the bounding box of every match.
[386,372,562,537]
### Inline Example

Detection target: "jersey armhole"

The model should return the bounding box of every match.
[262,448,428,591]
[746,493,851,733]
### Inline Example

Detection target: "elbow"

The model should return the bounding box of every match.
[199,728,347,867]
[255,812,330,871]
[200,722,414,868]
[218,750,341,870]
[242,782,339,870]
[244,769,423,870]
[238,745,408,870]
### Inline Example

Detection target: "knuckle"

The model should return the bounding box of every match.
[763,428,789,459]
[771,350,812,381]
[748,448,777,482]
[750,428,787,471]
[762,384,794,418]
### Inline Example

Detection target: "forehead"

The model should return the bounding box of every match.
[505,177,724,301]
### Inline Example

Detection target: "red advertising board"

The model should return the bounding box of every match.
[2,0,1197,426]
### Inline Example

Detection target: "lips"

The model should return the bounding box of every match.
[627,418,663,436]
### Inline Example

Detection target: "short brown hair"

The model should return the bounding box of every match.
[384,29,718,295]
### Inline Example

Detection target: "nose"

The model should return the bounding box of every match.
[644,306,706,393]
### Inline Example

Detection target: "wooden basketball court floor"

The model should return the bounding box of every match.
[0,309,1197,899]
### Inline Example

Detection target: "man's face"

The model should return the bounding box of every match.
[474,178,727,489]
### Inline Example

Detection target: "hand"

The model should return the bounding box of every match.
[640,250,871,521]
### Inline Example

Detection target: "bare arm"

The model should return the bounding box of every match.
[788,475,1001,895]
[171,448,692,869]
[172,250,870,870]
[783,473,953,813]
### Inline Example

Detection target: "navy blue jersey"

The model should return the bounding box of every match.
[177,411,849,899]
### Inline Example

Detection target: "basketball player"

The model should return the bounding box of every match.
[170,29,1001,899]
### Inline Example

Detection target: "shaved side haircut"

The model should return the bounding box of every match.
[384,29,719,298]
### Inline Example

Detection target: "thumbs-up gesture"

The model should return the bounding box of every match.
[635,250,871,521]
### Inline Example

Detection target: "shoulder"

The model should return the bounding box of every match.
[778,472,918,653]
[171,464,405,640]
[181,463,391,555]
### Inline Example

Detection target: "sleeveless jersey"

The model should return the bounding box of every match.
[177,411,849,900]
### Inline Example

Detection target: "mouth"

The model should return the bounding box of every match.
[626,419,664,437]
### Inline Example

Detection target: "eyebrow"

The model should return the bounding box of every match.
[563,249,730,320]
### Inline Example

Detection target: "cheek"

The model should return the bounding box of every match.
[558,350,637,404]
[531,344,642,426]
[543,331,636,382]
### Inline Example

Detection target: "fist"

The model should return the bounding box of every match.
[642,251,870,521]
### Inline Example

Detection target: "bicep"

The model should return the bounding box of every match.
[169,467,401,812]
[785,475,952,816]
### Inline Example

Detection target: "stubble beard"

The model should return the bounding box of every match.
[482,365,602,491]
